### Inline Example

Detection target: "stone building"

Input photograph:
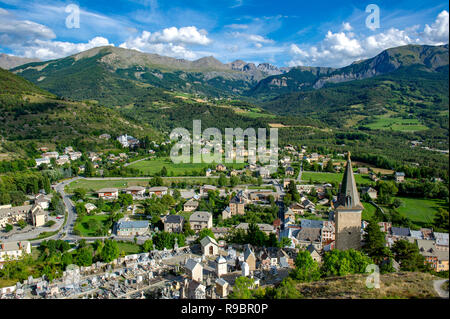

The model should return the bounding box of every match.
[229,194,245,216]
[189,211,213,231]
[334,152,363,250]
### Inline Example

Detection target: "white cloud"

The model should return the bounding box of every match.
[118,26,212,60]
[225,24,249,30]
[422,10,449,44]
[342,22,353,31]
[0,8,114,60]
[229,32,274,48]
[0,8,55,46]
[123,26,210,46]
[19,37,113,60]
[365,28,416,52]
[288,10,449,67]
[142,26,211,45]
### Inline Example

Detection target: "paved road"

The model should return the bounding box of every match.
[55,177,82,240]
[297,162,303,182]
[433,279,449,298]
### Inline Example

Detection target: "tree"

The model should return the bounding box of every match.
[290,250,321,282]
[61,252,73,267]
[17,219,27,229]
[218,174,227,187]
[391,239,427,271]
[273,277,302,299]
[228,276,255,299]
[392,198,403,209]
[4,224,13,232]
[362,219,392,264]
[230,176,239,187]
[321,249,371,277]
[246,223,268,247]
[325,159,334,172]
[279,237,292,248]
[172,189,181,201]
[118,193,133,207]
[73,188,87,201]
[75,202,86,216]
[75,246,93,266]
[84,161,95,177]
[257,176,263,186]
[197,228,215,241]
[433,208,449,232]
[141,239,154,252]
[150,176,163,187]
[183,222,195,236]
[86,218,102,235]
[267,233,278,247]
[100,240,119,262]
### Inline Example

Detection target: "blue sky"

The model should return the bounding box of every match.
[0,0,448,67]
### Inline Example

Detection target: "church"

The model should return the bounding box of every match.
[334,152,364,250]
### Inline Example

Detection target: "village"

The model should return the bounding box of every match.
[0,134,448,299]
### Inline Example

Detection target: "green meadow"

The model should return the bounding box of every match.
[301,171,374,185]
[65,179,152,193]
[362,116,428,132]
[394,196,447,226]
[128,156,246,176]
[73,215,111,237]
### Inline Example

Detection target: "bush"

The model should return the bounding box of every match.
[45,220,56,227]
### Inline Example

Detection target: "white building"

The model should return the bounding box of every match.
[0,241,31,264]
[216,255,227,277]
[35,158,50,167]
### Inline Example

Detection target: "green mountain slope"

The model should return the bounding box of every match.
[0,67,159,146]
[247,44,449,100]
[262,64,449,130]
[10,47,272,104]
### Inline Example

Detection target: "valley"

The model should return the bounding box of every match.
[0,42,448,301]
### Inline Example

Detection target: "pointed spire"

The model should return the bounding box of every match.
[336,151,363,210]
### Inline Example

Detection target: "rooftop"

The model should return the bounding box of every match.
[117,220,149,229]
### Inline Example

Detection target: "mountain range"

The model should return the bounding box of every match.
[0,43,448,173]
[6,44,447,110]
[0,53,40,70]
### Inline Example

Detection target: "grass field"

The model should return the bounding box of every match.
[74,215,110,237]
[362,116,428,132]
[301,171,374,185]
[116,242,142,255]
[362,201,378,221]
[65,179,152,193]
[128,157,246,176]
[395,196,446,226]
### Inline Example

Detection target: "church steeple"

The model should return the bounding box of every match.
[336,152,363,210]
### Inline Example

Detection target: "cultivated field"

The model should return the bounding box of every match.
[362,116,428,132]
[301,171,374,185]
[395,196,447,226]
[127,157,246,176]
[66,179,152,193]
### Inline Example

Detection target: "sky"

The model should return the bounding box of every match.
[0,0,448,67]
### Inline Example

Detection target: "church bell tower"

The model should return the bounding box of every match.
[334,152,364,250]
